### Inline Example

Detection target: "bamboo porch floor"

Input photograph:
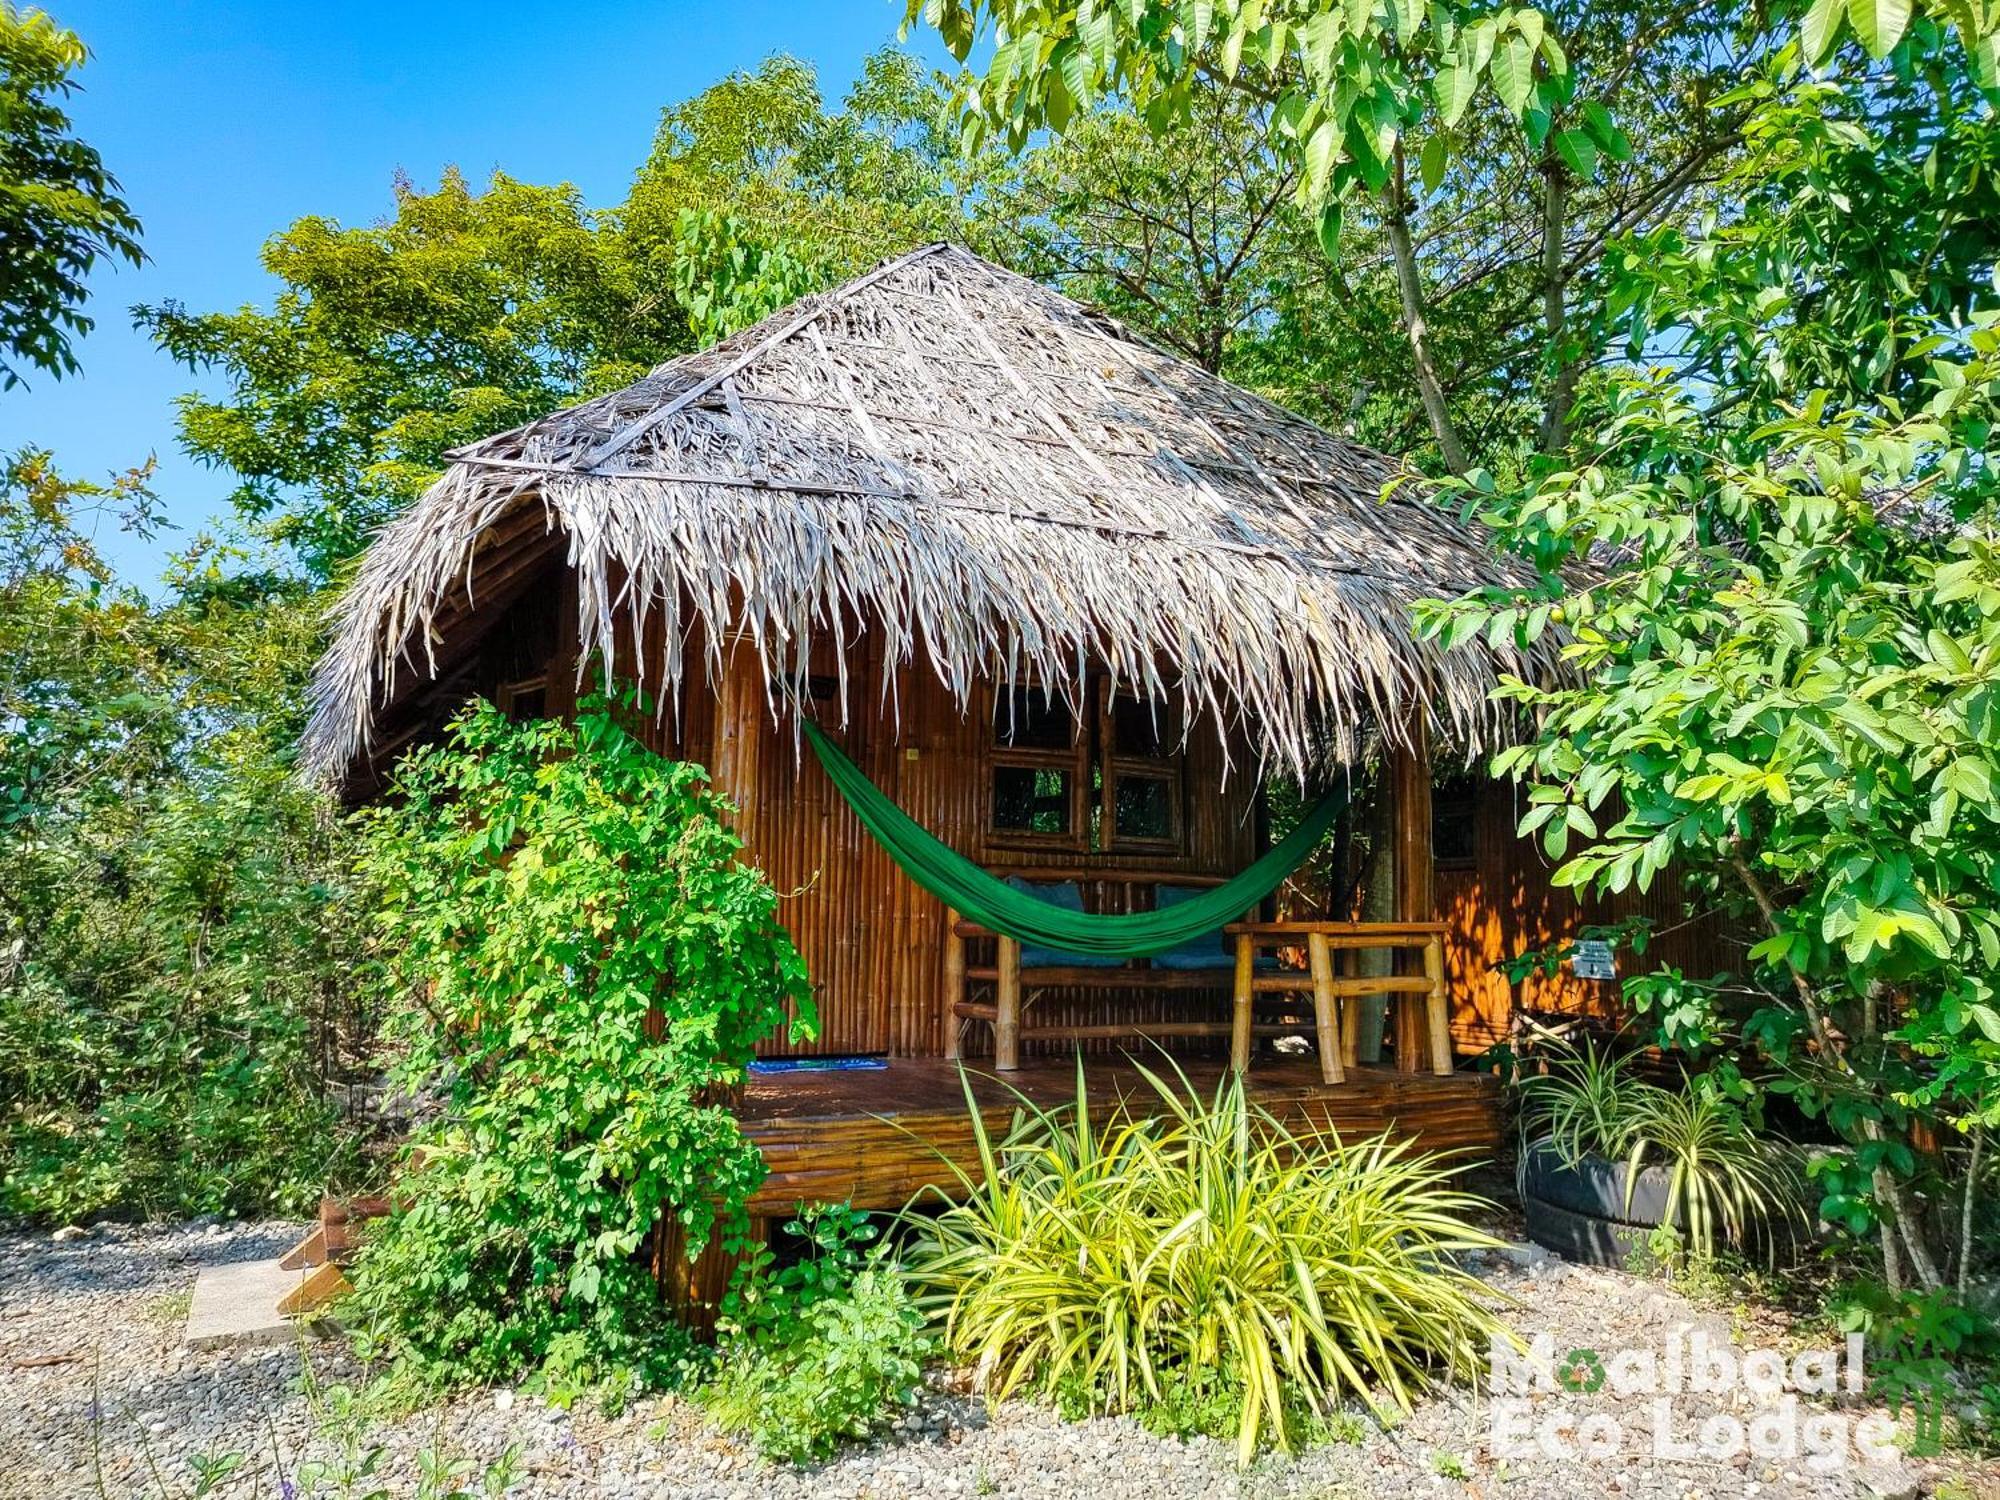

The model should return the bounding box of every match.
[737,1052,1503,1216]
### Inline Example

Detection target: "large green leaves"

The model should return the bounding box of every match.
[905,0,1572,227]
[1847,0,1915,56]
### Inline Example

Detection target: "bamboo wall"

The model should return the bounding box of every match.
[1435,776,1735,1054]
[602,622,1262,1058]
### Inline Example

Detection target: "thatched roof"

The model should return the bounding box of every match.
[302,243,1553,787]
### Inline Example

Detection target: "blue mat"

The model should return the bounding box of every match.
[749,1056,890,1074]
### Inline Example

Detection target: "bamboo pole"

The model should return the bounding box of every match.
[1390,720,1435,1073]
[1424,934,1452,1075]
[942,908,965,1061]
[1231,933,1256,1075]
[995,934,1021,1071]
[1337,945,1360,1069]
[1307,933,1345,1086]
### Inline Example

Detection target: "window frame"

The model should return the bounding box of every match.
[495,674,550,721]
[982,675,1189,856]
[986,681,1091,851]
[1098,680,1185,853]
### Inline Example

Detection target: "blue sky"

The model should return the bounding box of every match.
[3,0,946,584]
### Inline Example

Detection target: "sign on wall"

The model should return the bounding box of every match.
[1571,939,1618,981]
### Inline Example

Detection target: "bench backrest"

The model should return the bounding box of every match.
[991,870,1247,970]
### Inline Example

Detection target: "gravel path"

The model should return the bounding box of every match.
[2,1221,1986,1499]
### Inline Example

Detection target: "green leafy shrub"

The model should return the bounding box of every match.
[1512,1039,1650,1164]
[907,1061,1504,1464]
[701,1204,931,1464]
[345,698,812,1392]
[2,772,362,1220]
[1619,1073,1803,1262]
[3,453,366,1221]
[1832,1282,2000,1453]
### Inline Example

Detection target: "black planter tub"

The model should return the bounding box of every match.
[1519,1138,1677,1268]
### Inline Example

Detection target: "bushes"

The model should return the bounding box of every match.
[344,699,812,1393]
[1,771,363,1221]
[702,1206,930,1464]
[906,1062,1505,1463]
[2,455,367,1222]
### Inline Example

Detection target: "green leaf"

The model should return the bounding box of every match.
[1316,199,1344,260]
[1554,128,1598,180]
[1435,63,1477,127]
[1801,0,1845,62]
[1580,100,1631,160]
[1303,118,1340,199]
[1058,41,1092,113]
[1845,0,1912,57]
[1944,757,1994,803]
[1491,35,1534,117]
[1419,134,1449,194]
[1185,0,1215,53]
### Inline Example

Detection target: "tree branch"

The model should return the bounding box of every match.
[1384,148,1470,475]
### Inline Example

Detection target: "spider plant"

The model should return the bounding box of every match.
[1512,1039,1650,1165]
[903,1058,1507,1464]
[1621,1074,1804,1263]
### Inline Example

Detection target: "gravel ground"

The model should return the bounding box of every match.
[3,1221,1992,1500]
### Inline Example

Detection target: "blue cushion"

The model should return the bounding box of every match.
[1147,884,1234,970]
[1006,878,1125,968]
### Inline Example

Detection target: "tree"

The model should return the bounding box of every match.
[0,5,143,387]
[1,451,365,1220]
[346,700,812,1390]
[145,50,970,581]
[906,0,1997,473]
[968,89,1448,452]
[975,89,1315,375]
[142,170,682,580]
[1418,29,2000,1290]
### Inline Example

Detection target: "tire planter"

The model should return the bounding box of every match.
[1519,1138,1677,1268]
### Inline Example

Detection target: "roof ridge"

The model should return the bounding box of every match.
[576,242,953,471]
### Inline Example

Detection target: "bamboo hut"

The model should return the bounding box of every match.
[306,243,1594,1235]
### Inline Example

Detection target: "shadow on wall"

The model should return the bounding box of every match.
[1437,778,1736,1055]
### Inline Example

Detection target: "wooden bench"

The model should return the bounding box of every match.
[1223,921,1454,1084]
[941,865,1456,1081]
[944,869,1277,1071]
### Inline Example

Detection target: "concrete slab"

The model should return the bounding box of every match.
[183,1256,311,1350]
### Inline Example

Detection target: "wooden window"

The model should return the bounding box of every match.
[1433,773,1478,869]
[1101,685,1183,851]
[985,678,1187,855]
[989,684,1088,848]
[495,675,549,721]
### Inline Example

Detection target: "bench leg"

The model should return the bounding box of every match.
[1230,934,1255,1075]
[943,910,964,1061]
[1307,933,1346,1085]
[995,934,1021,1072]
[1424,934,1452,1075]
[1337,946,1361,1068]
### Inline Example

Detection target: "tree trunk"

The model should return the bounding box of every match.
[1383,152,1470,475]
[1535,157,1580,455]
[1729,849,1946,1290]
[1961,1125,1985,1296]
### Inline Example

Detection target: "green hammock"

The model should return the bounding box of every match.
[802,721,1346,959]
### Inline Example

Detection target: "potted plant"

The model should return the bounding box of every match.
[1513,1043,1802,1268]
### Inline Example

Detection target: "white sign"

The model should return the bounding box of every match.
[1571,939,1617,981]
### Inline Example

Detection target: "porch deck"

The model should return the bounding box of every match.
[737,1052,1504,1216]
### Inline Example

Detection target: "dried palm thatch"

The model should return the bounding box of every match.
[302,243,1555,788]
